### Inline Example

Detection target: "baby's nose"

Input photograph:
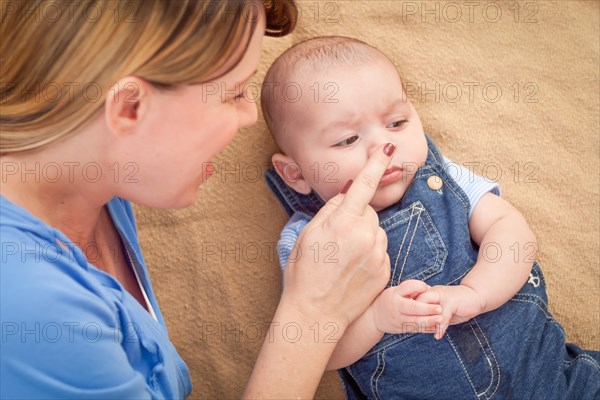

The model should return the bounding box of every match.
[367,138,396,160]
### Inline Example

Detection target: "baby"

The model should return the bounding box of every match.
[261,36,599,399]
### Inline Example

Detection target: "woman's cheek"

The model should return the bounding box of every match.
[204,110,239,151]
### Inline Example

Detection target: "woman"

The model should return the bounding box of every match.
[0,1,394,398]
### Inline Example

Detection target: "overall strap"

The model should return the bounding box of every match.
[264,166,325,217]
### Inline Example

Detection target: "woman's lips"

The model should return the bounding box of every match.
[204,162,215,178]
[379,166,403,186]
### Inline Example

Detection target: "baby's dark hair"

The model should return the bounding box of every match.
[261,36,397,153]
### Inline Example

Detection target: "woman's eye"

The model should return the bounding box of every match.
[387,120,407,128]
[334,136,359,147]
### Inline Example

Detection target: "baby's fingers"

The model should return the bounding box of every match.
[396,279,430,298]
[399,297,443,316]
[401,315,444,333]
[434,308,453,340]
[415,288,441,304]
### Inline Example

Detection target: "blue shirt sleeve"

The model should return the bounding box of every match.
[0,231,151,399]
[442,156,502,220]
[277,212,311,271]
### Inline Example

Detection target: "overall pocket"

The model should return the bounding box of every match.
[445,318,502,399]
[380,201,448,286]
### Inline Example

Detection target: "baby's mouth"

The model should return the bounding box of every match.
[379,166,404,186]
[383,166,403,176]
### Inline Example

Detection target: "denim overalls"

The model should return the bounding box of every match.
[265,134,600,399]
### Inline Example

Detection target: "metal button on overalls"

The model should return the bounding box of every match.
[427,175,443,190]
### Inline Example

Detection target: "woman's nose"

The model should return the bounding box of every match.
[240,101,258,129]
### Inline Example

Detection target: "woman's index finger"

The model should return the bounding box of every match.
[340,143,395,215]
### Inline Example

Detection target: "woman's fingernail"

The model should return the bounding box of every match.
[341,179,353,194]
[435,306,442,313]
[383,143,396,156]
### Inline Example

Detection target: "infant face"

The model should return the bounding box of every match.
[275,59,428,211]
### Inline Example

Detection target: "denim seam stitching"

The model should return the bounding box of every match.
[442,175,470,217]
[381,200,422,227]
[412,208,438,280]
[382,215,415,229]
[514,292,549,310]
[379,207,404,225]
[383,211,415,229]
[397,206,421,282]
[509,298,564,334]
[416,206,447,281]
[475,319,501,398]
[371,349,386,400]
[389,205,415,284]
[447,334,480,398]
[509,298,551,318]
[562,354,600,372]
[344,367,370,397]
[365,333,414,356]
[472,319,501,398]
[468,323,493,398]
[447,267,472,285]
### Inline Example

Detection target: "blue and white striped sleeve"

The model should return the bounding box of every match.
[442,156,502,220]
[277,212,311,271]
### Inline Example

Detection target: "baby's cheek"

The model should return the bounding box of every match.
[314,181,343,203]
[313,161,363,201]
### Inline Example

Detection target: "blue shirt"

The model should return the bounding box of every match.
[0,195,192,399]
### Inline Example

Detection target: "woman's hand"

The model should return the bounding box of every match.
[280,143,396,331]
[244,143,396,398]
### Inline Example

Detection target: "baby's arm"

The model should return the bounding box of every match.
[463,192,537,311]
[419,193,537,338]
[326,280,442,370]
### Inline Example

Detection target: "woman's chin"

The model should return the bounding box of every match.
[131,188,199,210]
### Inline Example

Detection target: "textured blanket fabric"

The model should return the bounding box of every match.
[134,1,599,398]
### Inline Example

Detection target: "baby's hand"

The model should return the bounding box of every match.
[368,280,444,335]
[416,285,485,340]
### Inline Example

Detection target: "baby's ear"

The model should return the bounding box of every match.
[271,153,312,195]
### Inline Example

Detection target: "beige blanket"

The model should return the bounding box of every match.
[134,1,599,398]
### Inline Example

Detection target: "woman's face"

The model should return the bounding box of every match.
[115,17,265,209]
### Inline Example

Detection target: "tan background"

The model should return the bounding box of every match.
[134,1,599,398]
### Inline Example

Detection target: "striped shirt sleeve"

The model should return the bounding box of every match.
[277,212,311,271]
[442,156,502,220]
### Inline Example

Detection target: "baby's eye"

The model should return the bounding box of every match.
[334,135,359,147]
[233,93,245,101]
[387,120,408,128]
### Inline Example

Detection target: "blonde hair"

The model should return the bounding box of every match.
[0,0,297,154]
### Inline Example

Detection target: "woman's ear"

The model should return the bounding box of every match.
[104,76,150,137]
[271,153,312,195]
